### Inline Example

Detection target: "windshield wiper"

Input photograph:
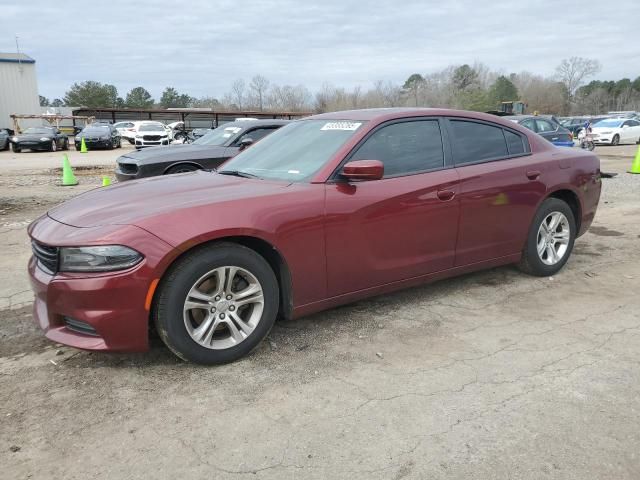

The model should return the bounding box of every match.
[217,170,261,179]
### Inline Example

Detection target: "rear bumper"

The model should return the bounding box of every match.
[552,140,575,147]
[28,217,176,352]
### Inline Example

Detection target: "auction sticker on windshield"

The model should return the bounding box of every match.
[320,121,362,131]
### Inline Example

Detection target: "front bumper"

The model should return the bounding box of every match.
[115,161,141,181]
[28,216,175,352]
[135,138,169,148]
[76,139,112,149]
[15,140,50,150]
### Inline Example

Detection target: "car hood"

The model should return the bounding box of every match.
[118,144,229,164]
[47,170,290,228]
[17,134,52,141]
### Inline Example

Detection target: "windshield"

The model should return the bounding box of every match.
[139,124,165,132]
[82,126,110,134]
[193,125,243,146]
[23,128,53,134]
[220,119,366,182]
[593,119,623,128]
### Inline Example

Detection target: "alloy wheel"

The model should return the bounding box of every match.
[536,212,570,265]
[183,266,264,350]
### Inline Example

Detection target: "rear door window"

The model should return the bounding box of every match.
[350,120,444,177]
[449,120,508,165]
[535,119,557,133]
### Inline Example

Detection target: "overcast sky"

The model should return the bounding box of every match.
[1,0,639,101]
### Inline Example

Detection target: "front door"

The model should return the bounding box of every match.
[324,119,460,296]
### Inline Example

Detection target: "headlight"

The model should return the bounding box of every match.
[59,245,143,272]
[11,136,18,142]
[40,137,51,141]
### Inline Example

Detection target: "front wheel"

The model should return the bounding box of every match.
[611,134,620,146]
[154,243,279,364]
[50,140,57,152]
[62,138,69,150]
[518,198,576,277]
[11,143,21,153]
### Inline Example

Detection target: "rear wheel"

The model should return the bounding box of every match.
[611,134,620,146]
[166,164,200,175]
[518,198,576,277]
[154,243,279,364]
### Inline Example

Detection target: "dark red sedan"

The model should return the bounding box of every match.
[28,108,601,364]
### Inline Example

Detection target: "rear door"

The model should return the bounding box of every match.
[446,118,546,266]
[324,118,460,296]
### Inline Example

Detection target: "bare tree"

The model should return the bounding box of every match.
[249,75,270,111]
[555,57,601,97]
[231,79,246,109]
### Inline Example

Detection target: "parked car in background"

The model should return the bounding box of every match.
[10,126,69,153]
[561,117,607,138]
[0,128,10,150]
[134,122,172,149]
[29,108,601,364]
[509,115,574,147]
[591,118,640,145]
[113,121,136,143]
[116,119,288,181]
[192,128,213,139]
[75,124,122,150]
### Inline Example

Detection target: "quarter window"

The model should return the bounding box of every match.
[449,120,508,165]
[350,120,444,177]
[504,130,526,155]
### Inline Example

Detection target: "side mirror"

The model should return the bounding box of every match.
[341,160,384,181]
[239,137,254,150]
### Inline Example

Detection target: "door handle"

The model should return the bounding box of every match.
[526,170,541,180]
[437,190,455,201]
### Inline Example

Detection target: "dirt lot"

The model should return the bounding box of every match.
[1,144,639,479]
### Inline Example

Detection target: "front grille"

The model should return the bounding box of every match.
[143,135,162,141]
[64,317,99,337]
[32,240,58,274]
[118,162,139,174]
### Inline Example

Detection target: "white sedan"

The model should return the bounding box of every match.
[591,118,640,145]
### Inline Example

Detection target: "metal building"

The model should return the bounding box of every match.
[0,52,40,130]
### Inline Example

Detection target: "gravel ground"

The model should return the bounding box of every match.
[0,146,639,479]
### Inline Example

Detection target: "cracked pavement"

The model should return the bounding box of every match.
[1,149,639,479]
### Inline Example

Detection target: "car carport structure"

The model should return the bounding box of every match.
[72,107,311,130]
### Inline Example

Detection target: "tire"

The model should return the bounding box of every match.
[518,198,576,277]
[127,138,134,145]
[165,164,200,175]
[50,140,57,152]
[154,243,279,365]
[117,138,122,148]
[11,143,21,153]
[62,138,69,151]
[108,139,115,150]
[611,134,620,146]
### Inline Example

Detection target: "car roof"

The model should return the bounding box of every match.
[220,119,290,128]
[309,108,536,127]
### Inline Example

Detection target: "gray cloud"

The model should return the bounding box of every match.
[1,0,639,100]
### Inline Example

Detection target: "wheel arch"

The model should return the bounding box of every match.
[151,235,293,324]
[162,161,204,175]
[545,187,582,233]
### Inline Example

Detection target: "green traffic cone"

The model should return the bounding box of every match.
[629,145,640,174]
[102,176,111,187]
[80,137,88,153]
[61,154,78,186]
